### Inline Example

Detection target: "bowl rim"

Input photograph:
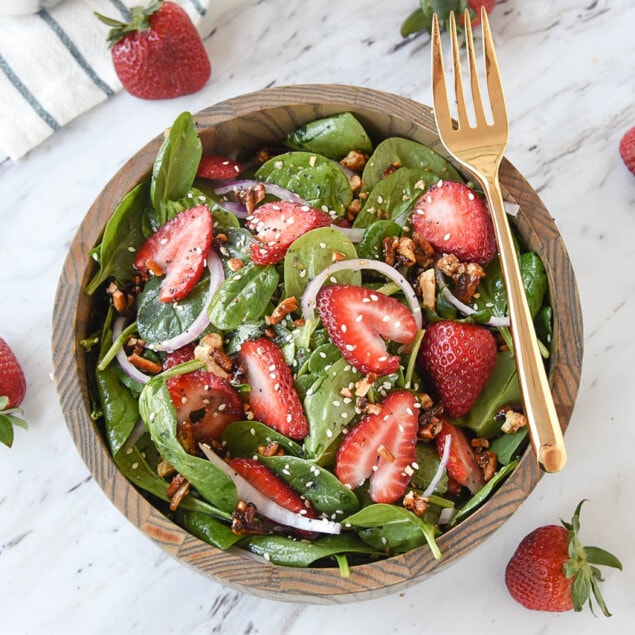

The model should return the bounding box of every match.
[52,83,583,604]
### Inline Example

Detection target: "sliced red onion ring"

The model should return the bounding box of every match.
[330,224,365,243]
[218,200,248,219]
[113,316,151,385]
[147,251,225,352]
[301,258,423,330]
[422,434,451,499]
[199,443,342,535]
[214,179,309,206]
[435,268,510,328]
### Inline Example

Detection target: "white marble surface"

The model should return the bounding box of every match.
[1,0,634,633]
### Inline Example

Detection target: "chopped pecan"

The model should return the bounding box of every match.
[436,254,486,304]
[106,281,135,314]
[340,150,368,173]
[126,352,162,375]
[166,473,191,511]
[195,333,233,378]
[227,257,244,272]
[475,448,498,482]
[265,296,299,325]
[354,372,377,398]
[157,460,176,478]
[497,407,528,434]
[381,162,401,178]
[348,174,363,193]
[237,182,266,214]
[418,268,436,311]
[377,444,395,463]
[231,501,268,535]
[346,198,362,223]
[403,490,428,517]
[258,441,284,457]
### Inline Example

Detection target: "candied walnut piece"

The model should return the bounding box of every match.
[346,198,362,223]
[237,182,266,214]
[195,333,233,378]
[106,281,135,314]
[265,296,299,325]
[340,150,368,173]
[403,490,428,517]
[377,444,395,463]
[258,441,284,457]
[226,257,244,272]
[231,501,267,535]
[381,161,401,178]
[418,268,436,311]
[498,407,528,434]
[157,460,176,478]
[436,254,486,304]
[166,473,191,511]
[126,352,163,375]
[471,438,498,481]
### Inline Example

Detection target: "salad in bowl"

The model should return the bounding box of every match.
[53,86,581,601]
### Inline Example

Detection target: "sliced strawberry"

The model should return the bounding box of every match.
[197,155,244,180]
[236,338,309,440]
[335,390,419,504]
[246,201,331,265]
[412,180,496,264]
[166,369,243,449]
[134,204,212,303]
[229,457,316,517]
[162,344,197,370]
[417,320,498,418]
[435,419,485,494]
[315,284,418,375]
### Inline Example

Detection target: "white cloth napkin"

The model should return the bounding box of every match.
[0,0,213,160]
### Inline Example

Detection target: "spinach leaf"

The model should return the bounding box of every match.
[221,420,305,458]
[352,167,433,228]
[238,533,379,568]
[283,226,360,300]
[303,357,363,460]
[260,455,360,517]
[343,504,441,559]
[455,349,521,438]
[136,271,211,345]
[151,111,202,225]
[174,509,241,550]
[208,263,279,331]
[139,376,238,512]
[410,443,448,494]
[86,180,149,295]
[356,220,402,260]
[284,112,373,159]
[361,137,462,192]
[255,151,353,217]
[489,428,529,465]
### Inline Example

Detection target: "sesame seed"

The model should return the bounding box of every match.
[443,232,451,241]
[355,315,363,323]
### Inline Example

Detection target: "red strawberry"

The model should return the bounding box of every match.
[505,501,622,615]
[166,369,243,448]
[0,338,26,409]
[236,338,309,440]
[412,180,496,264]
[461,0,497,26]
[0,337,28,448]
[229,457,316,517]
[434,419,484,493]
[335,390,419,503]
[315,284,418,375]
[247,201,331,265]
[197,155,244,180]
[134,204,212,303]
[418,320,498,417]
[96,1,211,100]
[619,126,635,176]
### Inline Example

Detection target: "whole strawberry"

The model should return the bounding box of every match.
[505,501,622,615]
[619,126,635,176]
[0,337,28,448]
[417,320,498,417]
[96,1,211,100]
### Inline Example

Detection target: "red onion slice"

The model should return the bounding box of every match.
[214,180,309,206]
[113,316,151,385]
[301,258,423,330]
[199,443,342,535]
[422,433,451,499]
[147,251,225,352]
[435,268,510,328]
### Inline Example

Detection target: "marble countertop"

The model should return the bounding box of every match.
[1,0,633,633]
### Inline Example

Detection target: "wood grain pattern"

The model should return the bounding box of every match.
[51,85,583,603]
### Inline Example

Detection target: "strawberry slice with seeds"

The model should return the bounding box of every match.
[412,180,496,264]
[435,419,485,494]
[335,390,419,504]
[417,320,498,418]
[236,338,309,440]
[197,155,244,180]
[165,349,243,448]
[229,457,316,517]
[134,204,212,303]
[316,284,418,375]
[247,201,331,265]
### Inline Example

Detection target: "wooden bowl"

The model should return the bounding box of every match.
[52,85,583,603]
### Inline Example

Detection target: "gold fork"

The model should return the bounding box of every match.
[431,8,566,473]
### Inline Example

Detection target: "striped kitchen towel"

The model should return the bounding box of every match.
[0,0,212,161]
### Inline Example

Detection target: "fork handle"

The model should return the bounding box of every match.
[482,178,567,473]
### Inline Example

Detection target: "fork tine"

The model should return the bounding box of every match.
[431,14,452,131]
[448,12,469,130]
[481,7,509,126]
[462,9,488,127]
